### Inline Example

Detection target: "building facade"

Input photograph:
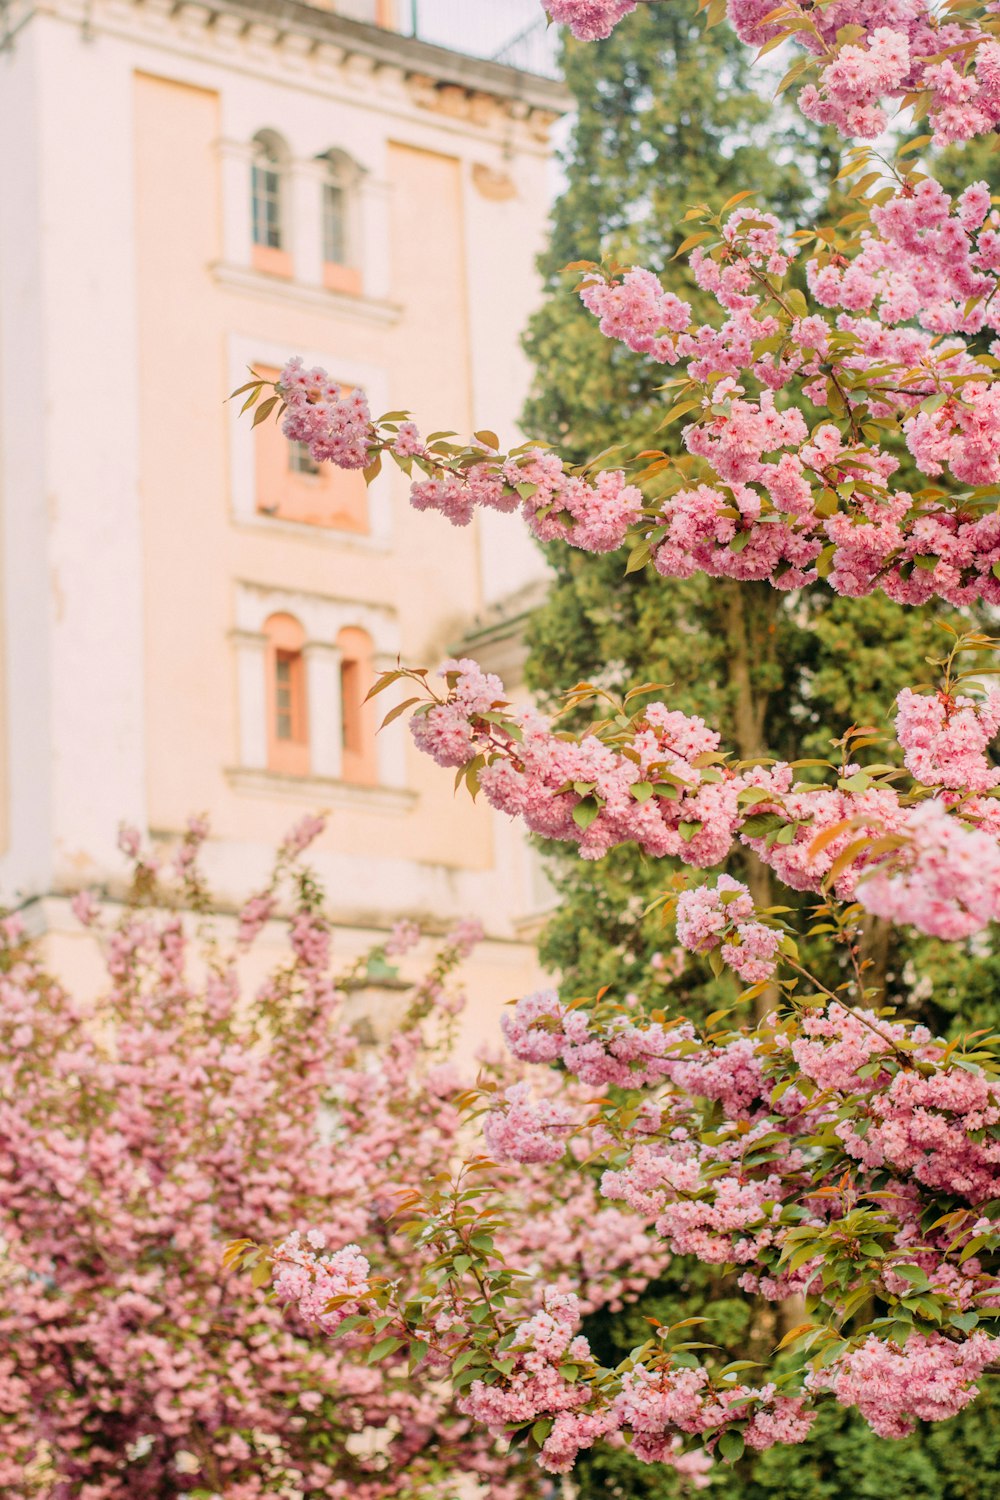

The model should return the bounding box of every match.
[0,0,564,1031]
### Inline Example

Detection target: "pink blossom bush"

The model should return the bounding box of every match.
[0,822,667,1498]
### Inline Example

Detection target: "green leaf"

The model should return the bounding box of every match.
[626,541,652,574]
[409,1339,429,1369]
[895,1265,930,1287]
[718,1429,745,1463]
[572,798,602,831]
[368,1337,404,1363]
[679,821,702,842]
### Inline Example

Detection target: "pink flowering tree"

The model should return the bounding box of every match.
[0,815,668,1497]
[231,0,1000,1486]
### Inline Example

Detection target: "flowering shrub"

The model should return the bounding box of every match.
[232,0,1000,1486]
[0,816,667,1497]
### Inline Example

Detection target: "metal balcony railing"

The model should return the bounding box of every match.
[398,0,561,79]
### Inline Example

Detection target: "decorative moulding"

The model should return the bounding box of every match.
[225,766,416,813]
[212,262,401,326]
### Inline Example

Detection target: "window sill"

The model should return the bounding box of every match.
[213,262,401,326]
[232,510,392,553]
[226,766,416,813]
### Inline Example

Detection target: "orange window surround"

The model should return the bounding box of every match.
[323,262,363,296]
[253,365,369,532]
[338,626,377,786]
[252,243,293,278]
[265,613,309,776]
[250,136,292,278]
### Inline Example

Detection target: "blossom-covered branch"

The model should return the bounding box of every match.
[242,970,1000,1477]
[551,2,1000,148]
[237,164,1000,609]
[375,644,1000,943]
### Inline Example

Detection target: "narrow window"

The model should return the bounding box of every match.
[251,133,292,276]
[338,627,377,785]
[319,150,363,295]
[323,177,348,266]
[265,614,309,775]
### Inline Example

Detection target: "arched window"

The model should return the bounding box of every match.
[338,626,377,785]
[264,613,309,776]
[318,150,363,296]
[251,132,291,277]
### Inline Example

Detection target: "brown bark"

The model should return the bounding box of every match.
[721,583,781,1018]
[858,913,892,998]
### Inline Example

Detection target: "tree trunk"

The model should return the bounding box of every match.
[721,582,781,1018]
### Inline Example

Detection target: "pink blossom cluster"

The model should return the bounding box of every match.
[810,1333,1000,1438]
[858,798,1000,939]
[483,1081,577,1163]
[544,0,636,41]
[894,686,1000,792]
[807,178,1000,341]
[837,1050,1000,1199]
[790,1002,933,1094]
[617,1366,813,1463]
[385,917,421,956]
[579,266,691,361]
[279,358,372,469]
[404,660,1000,941]
[501,986,693,1090]
[410,442,643,553]
[266,171,1000,610]
[571,187,1000,606]
[272,359,643,553]
[483,980,1000,1436]
[675,875,782,982]
[726,2,1000,147]
[460,1288,809,1476]
[272,1233,372,1334]
[460,1290,592,1435]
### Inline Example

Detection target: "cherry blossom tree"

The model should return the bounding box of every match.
[0,815,666,1497]
[232,0,1000,1486]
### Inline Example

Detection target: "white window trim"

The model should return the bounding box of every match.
[233,580,407,790]
[217,132,391,304]
[228,333,392,548]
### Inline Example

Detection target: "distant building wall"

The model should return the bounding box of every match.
[0,0,566,1023]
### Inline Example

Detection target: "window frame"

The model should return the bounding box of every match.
[318,149,363,296]
[264,613,309,776]
[337,625,378,786]
[250,132,292,277]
